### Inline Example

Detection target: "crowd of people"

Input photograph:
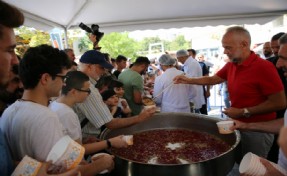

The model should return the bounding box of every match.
[1,1,287,176]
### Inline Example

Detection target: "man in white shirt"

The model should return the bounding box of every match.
[176,49,205,112]
[0,45,115,175]
[0,45,71,161]
[153,54,196,112]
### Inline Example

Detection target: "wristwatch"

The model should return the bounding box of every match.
[243,108,251,118]
[106,139,112,148]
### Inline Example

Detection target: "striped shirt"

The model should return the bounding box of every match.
[73,78,113,136]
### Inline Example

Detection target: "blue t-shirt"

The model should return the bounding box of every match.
[0,128,14,175]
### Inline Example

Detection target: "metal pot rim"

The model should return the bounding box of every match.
[101,112,241,166]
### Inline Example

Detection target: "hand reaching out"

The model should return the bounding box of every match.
[37,162,80,176]
[173,75,190,84]
[109,135,128,148]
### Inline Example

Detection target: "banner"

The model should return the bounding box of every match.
[50,32,63,50]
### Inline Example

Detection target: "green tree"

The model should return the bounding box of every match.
[99,32,140,60]
[77,34,93,53]
[138,36,162,52]
[167,35,190,51]
[136,35,190,53]
[16,26,50,47]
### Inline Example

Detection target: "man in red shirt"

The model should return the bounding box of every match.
[174,26,286,164]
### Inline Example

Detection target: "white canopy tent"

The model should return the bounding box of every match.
[5,0,287,33]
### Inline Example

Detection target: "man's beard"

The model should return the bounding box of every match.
[231,58,239,64]
[0,88,23,104]
[264,51,272,57]
[282,67,287,77]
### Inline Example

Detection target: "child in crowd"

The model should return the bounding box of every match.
[96,76,131,117]
[95,75,115,93]
[110,80,131,117]
[49,71,128,156]
[101,89,124,118]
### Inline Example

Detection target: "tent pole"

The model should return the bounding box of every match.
[64,28,68,49]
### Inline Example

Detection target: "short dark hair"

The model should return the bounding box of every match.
[116,55,127,63]
[101,89,116,101]
[279,33,287,45]
[63,48,73,53]
[187,49,196,55]
[61,71,89,95]
[0,0,24,39]
[103,53,111,62]
[271,32,285,42]
[20,45,71,89]
[109,80,124,88]
[95,75,115,90]
[133,56,150,66]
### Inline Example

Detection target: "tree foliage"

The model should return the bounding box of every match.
[77,34,93,53]
[138,36,162,52]
[15,26,191,60]
[16,26,50,47]
[99,32,140,60]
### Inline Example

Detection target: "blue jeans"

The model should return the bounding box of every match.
[223,91,230,108]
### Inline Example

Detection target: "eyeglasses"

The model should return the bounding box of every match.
[55,74,67,82]
[74,88,91,94]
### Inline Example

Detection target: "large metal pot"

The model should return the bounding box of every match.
[100,112,240,176]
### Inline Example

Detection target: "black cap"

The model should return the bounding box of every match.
[80,50,113,69]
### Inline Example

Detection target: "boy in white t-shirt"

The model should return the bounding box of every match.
[50,71,128,155]
[0,45,115,176]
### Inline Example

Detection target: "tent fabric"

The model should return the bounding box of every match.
[4,0,287,32]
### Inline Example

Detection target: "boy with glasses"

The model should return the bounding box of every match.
[50,71,128,155]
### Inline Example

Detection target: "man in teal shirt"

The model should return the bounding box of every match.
[119,57,150,115]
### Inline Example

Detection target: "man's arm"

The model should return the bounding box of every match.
[223,91,286,118]
[247,91,286,116]
[133,90,142,104]
[173,74,224,85]
[278,126,287,156]
[231,118,284,134]
[105,107,155,129]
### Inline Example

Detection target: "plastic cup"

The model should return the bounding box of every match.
[155,107,161,113]
[216,121,234,134]
[239,152,265,175]
[123,135,133,145]
[91,153,111,174]
[46,135,85,170]
[12,155,42,176]
[239,152,287,175]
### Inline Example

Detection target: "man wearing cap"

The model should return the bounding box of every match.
[75,50,155,139]
[176,49,205,113]
[153,54,195,112]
